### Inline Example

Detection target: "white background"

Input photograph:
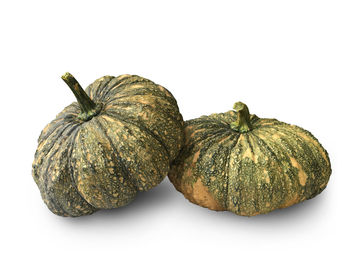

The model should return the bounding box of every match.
[1,1,349,262]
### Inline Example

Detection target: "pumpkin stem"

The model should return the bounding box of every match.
[230,102,252,133]
[61,72,102,121]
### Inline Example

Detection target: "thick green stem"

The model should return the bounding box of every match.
[230,102,252,133]
[61,72,101,121]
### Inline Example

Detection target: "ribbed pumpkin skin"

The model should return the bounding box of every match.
[169,109,331,216]
[32,75,184,217]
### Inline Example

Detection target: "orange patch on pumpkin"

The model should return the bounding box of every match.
[290,157,307,186]
[296,132,330,166]
[190,178,225,211]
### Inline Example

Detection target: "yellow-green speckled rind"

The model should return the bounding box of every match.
[33,74,184,217]
[169,108,331,216]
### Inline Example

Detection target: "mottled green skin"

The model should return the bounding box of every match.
[169,110,331,216]
[32,75,184,216]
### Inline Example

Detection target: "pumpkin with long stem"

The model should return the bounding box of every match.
[32,73,184,217]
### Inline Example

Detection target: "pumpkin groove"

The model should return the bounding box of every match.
[33,73,184,216]
[169,102,331,216]
[108,113,171,158]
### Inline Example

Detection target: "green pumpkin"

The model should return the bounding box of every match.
[32,73,184,217]
[169,102,331,216]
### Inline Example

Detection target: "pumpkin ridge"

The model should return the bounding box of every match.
[106,101,182,124]
[93,122,140,201]
[187,117,229,127]
[106,83,178,107]
[102,77,124,95]
[250,131,283,167]
[262,122,330,166]
[249,131,292,208]
[38,117,77,143]
[187,118,230,129]
[77,127,115,208]
[38,118,79,146]
[170,134,236,211]
[245,134,260,208]
[42,169,66,215]
[245,133,256,160]
[112,75,153,89]
[103,102,184,161]
[48,140,82,216]
[108,89,177,108]
[107,92,181,118]
[107,76,159,92]
[36,129,73,196]
[227,133,281,215]
[99,76,149,101]
[251,120,280,130]
[103,105,183,161]
[45,190,66,216]
[104,77,179,106]
[261,125,330,190]
[227,138,244,214]
[63,133,98,216]
[54,104,81,123]
[94,77,115,101]
[90,76,114,101]
[186,123,233,140]
[93,118,139,191]
[194,133,236,190]
[96,115,169,191]
[185,119,232,140]
[71,129,99,206]
[222,133,241,208]
[66,129,98,213]
[90,76,104,98]
[246,132,279,213]
[104,78,154,102]
[183,118,233,151]
[39,124,81,190]
[252,127,320,206]
[38,128,90,216]
[190,131,233,165]
[104,79,142,98]
[188,129,231,148]
[102,112,170,160]
[259,125,317,166]
[72,121,137,208]
[38,119,62,143]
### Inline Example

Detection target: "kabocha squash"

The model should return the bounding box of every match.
[169,102,331,216]
[32,73,184,217]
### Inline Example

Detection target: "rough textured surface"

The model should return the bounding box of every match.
[169,108,331,216]
[32,75,184,216]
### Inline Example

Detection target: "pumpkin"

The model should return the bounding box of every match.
[32,73,184,217]
[169,102,331,216]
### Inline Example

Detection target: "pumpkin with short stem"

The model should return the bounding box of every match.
[169,102,331,216]
[32,73,184,217]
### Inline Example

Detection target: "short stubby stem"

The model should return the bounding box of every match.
[61,72,102,121]
[230,101,252,133]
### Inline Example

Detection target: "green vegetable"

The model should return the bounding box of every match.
[169,102,331,216]
[32,73,184,217]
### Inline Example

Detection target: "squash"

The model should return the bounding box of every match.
[169,102,331,216]
[32,73,184,217]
